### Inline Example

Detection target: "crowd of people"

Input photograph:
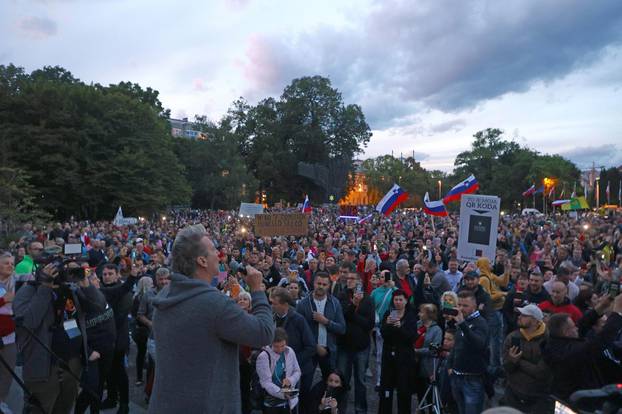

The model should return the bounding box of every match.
[0,206,621,414]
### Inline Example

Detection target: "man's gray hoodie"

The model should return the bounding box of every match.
[148,273,275,414]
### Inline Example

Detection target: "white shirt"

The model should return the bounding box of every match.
[445,270,463,291]
[313,296,328,347]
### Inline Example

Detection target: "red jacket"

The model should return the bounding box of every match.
[538,300,583,323]
[0,297,15,338]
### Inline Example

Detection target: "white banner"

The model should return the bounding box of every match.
[457,194,500,263]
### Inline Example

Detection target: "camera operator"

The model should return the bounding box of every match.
[99,262,140,414]
[13,259,107,414]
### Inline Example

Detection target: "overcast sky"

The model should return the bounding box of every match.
[2,0,622,172]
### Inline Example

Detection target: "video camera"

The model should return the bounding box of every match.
[34,255,87,285]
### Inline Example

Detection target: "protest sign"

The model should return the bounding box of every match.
[254,213,308,236]
[239,202,264,218]
[457,194,500,263]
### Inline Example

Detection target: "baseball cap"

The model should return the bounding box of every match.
[516,304,543,321]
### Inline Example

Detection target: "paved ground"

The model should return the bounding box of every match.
[5,342,501,413]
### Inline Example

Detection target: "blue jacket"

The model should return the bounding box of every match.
[296,293,346,356]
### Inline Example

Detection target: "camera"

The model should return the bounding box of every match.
[442,307,459,317]
[34,255,87,284]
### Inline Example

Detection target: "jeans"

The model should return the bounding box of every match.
[450,374,485,414]
[488,311,503,376]
[337,347,369,414]
[312,348,334,381]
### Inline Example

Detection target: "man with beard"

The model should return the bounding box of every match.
[297,272,346,379]
[502,304,552,413]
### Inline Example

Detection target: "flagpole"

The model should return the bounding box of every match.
[430,214,435,232]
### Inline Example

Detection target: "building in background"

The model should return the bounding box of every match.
[169,118,207,140]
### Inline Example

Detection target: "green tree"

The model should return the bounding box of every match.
[453,128,580,210]
[173,118,258,210]
[0,64,190,219]
[0,167,50,242]
[223,76,372,203]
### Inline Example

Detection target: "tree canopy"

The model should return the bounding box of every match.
[0,64,190,220]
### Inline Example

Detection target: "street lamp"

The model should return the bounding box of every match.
[438,180,442,199]
[596,176,602,207]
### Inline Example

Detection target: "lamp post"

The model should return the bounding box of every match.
[438,180,442,199]
[596,176,600,208]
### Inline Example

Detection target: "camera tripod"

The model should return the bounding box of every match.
[416,356,443,414]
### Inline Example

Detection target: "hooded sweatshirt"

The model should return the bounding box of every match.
[148,272,274,414]
[477,257,509,311]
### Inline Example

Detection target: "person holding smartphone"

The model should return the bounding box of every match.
[370,269,396,389]
[378,289,418,414]
[502,304,552,413]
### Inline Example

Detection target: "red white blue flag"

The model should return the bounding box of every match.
[376,184,409,216]
[423,192,448,217]
[522,185,536,197]
[301,195,312,213]
[443,175,479,204]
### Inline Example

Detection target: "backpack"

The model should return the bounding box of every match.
[249,349,271,410]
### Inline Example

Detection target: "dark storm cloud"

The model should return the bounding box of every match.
[243,0,622,127]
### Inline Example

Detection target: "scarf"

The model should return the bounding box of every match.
[520,321,546,342]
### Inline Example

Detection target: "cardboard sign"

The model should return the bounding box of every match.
[457,194,500,263]
[254,213,309,237]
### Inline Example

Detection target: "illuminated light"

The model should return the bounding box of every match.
[500,211,505,216]
[583,224,589,230]
[161,216,166,221]
[241,227,247,233]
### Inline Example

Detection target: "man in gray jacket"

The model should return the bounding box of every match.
[148,224,275,414]
[13,261,107,414]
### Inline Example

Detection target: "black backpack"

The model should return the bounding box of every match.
[249,349,271,410]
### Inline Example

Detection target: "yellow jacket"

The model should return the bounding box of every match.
[477,257,509,311]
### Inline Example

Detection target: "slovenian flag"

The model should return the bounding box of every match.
[301,195,312,213]
[376,184,409,216]
[522,185,536,197]
[443,175,479,204]
[552,199,570,207]
[423,192,448,217]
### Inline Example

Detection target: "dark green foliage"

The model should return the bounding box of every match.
[0,64,190,220]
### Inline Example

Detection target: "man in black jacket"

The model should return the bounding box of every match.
[447,290,489,414]
[336,270,375,414]
[269,287,316,414]
[457,271,493,320]
[544,293,622,401]
[99,263,138,414]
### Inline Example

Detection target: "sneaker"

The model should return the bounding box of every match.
[100,398,118,409]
